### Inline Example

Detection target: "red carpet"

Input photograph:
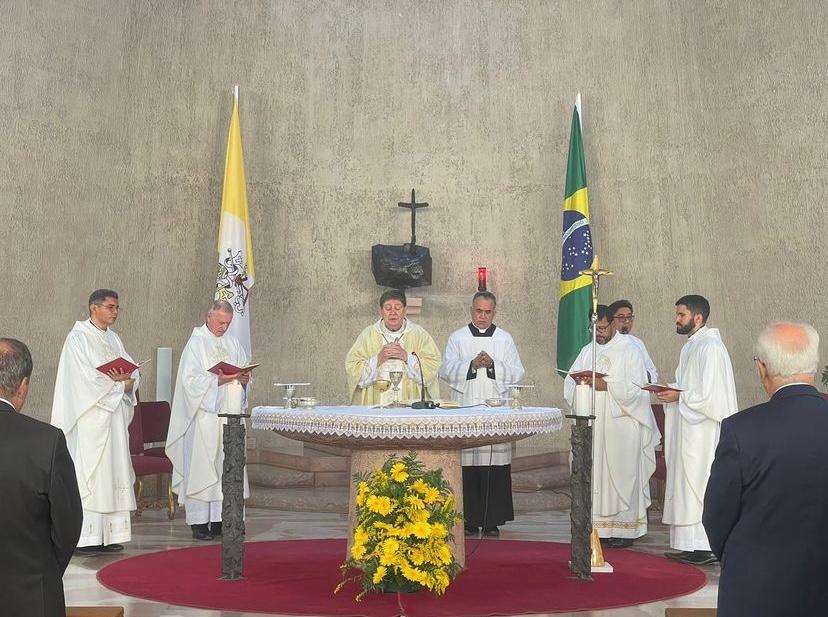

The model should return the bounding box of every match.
[97,539,706,616]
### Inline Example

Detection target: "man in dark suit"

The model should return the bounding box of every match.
[703,322,828,617]
[0,338,83,617]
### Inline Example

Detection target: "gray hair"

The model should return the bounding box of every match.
[755,322,820,378]
[208,299,234,314]
[0,338,33,395]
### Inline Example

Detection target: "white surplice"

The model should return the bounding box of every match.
[624,333,659,384]
[439,324,524,466]
[662,325,738,550]
[51,320,139,547]
[564,333,659,538]
[166,325,250,525]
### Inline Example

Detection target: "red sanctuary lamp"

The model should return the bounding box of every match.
[477,267,488,291]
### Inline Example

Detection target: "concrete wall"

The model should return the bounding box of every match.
[2,1,826,452]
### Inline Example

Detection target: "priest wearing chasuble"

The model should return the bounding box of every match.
[439,292,524,537]
[564,304,659,548]
[51,289,138,554]
[345,289,440,406]
[166,300,251,541]
[656,295,738,566]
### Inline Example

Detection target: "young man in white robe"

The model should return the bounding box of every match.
[656,294,738,566]
[564,304,659,548]
[51,289,138,555]
[166,300,250,540]
[439,291,524,537]
[345,289,440,406]
[609,299,659,383]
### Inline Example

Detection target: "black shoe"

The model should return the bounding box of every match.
[99,543,125,553]
[74,545,103,556]
[209,521,222,536]
[606,538,633,549]
[664,550,693,560]
[676,550,718,566]
[464,525,479,537]
[191,524,213,541]
[483,526,500,537]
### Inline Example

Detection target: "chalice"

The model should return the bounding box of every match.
[388,371,404,407]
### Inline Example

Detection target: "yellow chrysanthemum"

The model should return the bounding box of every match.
[411,478,429,494]
[372,565,387,584]
[406,494,425,510]
[366,494,395,516]
[390,462,409,483]
[437,543,452,564]
[408,547,426,565]
[408,508,429,524]
[351,542,367,559]
[354,526,369,545]
[381,537,400,556]
[429,522,448,539]
[422,486,441,504]
[409,521,431,539]
[435,569,450,592]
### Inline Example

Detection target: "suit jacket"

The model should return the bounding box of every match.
[0,400,83,617]
[703,384,828,617]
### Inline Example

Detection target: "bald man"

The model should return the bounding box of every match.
[703,322,828,617]
[166,301,251,540]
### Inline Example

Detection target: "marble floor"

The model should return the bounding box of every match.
[65,507,719,617]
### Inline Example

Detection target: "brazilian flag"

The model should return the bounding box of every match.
[556,96,593,373]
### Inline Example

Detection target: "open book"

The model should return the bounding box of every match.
[96,357,145,375]
[635,383,683,394]
[208,362,260,376]
[568,370,608,380]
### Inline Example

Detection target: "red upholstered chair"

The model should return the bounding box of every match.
[128,401,177,519]
[650,404,667,511]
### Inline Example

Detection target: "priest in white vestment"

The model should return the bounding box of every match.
[346,289,440,406]
[609,299,659,382]
[166,300,251,540]
[439,291,524,537]
[564,304,658,548]
[656,295,738,566]
[51,289,138,554]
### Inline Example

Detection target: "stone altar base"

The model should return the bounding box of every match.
[346,449,465,568]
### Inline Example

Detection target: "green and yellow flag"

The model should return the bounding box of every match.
[556,94,593,373]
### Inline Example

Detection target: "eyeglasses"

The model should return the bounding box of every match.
[96,304,120,311]
[614,314,634,322]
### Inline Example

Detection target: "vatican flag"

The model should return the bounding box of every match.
[215,86,255,357]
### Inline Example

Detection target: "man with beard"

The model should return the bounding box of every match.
[656,294,738,565]
[564,305,658,547]
[608,299,658,383]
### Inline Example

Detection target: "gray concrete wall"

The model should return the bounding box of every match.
[1,1,826,452]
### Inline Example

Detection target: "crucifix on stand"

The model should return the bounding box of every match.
[371,188,433,289]
[568,256,613,580]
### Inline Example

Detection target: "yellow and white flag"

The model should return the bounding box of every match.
[215,87,255,357]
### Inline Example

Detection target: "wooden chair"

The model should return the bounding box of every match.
[128,400,176,519]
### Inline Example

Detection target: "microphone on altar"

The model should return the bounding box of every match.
[410,352,438,409]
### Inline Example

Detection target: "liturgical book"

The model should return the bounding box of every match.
[636,383,683,393]
[96,357,142,375]
[208,362,260,375]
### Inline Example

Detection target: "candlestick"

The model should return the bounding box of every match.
[224,379,243,415]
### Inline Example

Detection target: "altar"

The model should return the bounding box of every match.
[252,405,562,567]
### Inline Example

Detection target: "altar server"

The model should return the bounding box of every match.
[564,304,658,547]
[51,289,138,555]
[608,299,659,383]
[656,294,738,565]
[439,291,524,537]
[346,289,440,406]
[166,300,250,540]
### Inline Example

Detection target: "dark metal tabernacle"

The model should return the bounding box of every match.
[218,413,250,580]
[569,415,594,580]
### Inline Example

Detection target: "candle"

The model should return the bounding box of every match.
[224,379,243,415]
[574,383,592,417]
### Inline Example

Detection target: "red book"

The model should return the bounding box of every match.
[207,362,260,376]
[96,357,140,375]
[568,370,608,381]
[637,383,683,393]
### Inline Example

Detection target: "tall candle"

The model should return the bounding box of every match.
[224,379,243,415]
[156,347,173,403]
[574,383,592,417]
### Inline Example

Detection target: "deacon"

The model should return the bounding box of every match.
[51,289,138,555]
[564,305,658,547]
[439,291,524,537]
[166,300,251,541]
[608,299,659,382]
[656,294,738,566]
[345,289,440,405]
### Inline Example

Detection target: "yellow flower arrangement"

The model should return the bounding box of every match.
[336,451,463,600]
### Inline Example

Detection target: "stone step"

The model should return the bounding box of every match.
[512,488,572,512]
